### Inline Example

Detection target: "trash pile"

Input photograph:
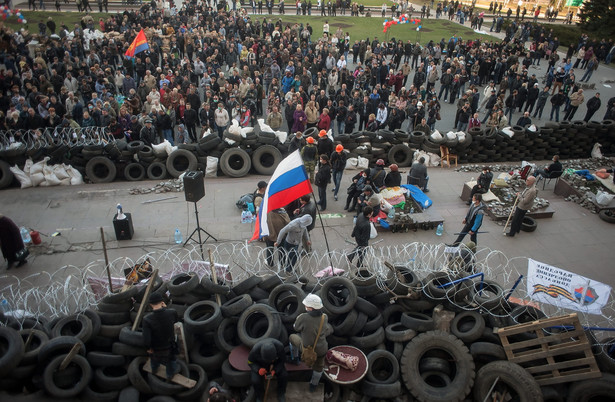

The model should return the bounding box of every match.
[1,266,615,401]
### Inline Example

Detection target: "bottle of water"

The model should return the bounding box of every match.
[410,207,415,214]
[0,299,9,314]
[436,222,444,236]
[174,228,183,244]
[20,227,31,244]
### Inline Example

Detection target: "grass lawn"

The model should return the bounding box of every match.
[4,11,111,32]
[267,16,501,43]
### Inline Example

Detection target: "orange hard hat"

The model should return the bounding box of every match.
[319,130,327,137]
[336,144,344,152]
[307,137,315,144]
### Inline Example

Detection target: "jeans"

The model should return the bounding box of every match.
[533,102,546,118]
[317,185,327,210]
[336,120,345,136]
[216,123,226,139]
[456,121,468,132]
[550,105,560,121]
[564,105,578,121]
[281,240,299,272]
[580,69,593,82]
[453,222,478,245]
[162,129,174,145]
[332,169,343,196]
[505,107,514,123]
[150,349,178,379]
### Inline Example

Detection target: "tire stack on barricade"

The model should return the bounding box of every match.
[2,264,615,401]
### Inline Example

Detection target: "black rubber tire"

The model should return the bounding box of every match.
[177,363,208,401]
[96,300,133,313]
[189,338,226,369]
[220,148,251,178]
[0,327,24,377]
[363,313,384,333]
[127,356,152,394]
[127,141,145,153]
[214,317,242,353]
[168,273,200,296]
[98,322,131,338]
[474,361,543,402]
[400,311,435,332]
[267,283,306,323]
[354,297,379,317]
[200,276,231,295]
[593,337,615,374]
[166,149,198,178]
[0,159,14,189]
[400,330,475,402]
[508,305,546,325]
[221,294,253,317]
[85,156,117,183]
[94,366,130,390]
[385,323,417,343]
[360,380,402,398]
[87,351,126,367]
[470,280,504,312]
[319,277,358,315]
[450,311,485,343]
[51,314,94,343]
[111,341,148,357]
[118,386,140,402]
[96,310,131,325]
[147,161,168,180]
[521,216,538,232]
[599,210,615,224]
[38,335,85,364]
[124,162,146,181]
[566,373,615,401]
[388,144,413,167]
[233,276,263,295]
[252,145,282,175]
[102,286,139,304]
[19,329,49,365]
[183,300,223,332]
[146,360,189,395]
[350,326,385,349]
[366,349,400,384]
[469,341,507,364]
[43,354,92,398]
[221,358,252,387]
[118,327,145,347]
[237,303,282,348]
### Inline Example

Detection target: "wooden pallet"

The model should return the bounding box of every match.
[497,313,601,386]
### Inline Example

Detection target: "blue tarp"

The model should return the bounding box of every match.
[401,184,433,209]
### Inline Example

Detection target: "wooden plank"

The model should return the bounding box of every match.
[175,322,189,363]
[143,358,196,388]
[208,249,222,306]
[497,314,579,336]
[131,269,159,331]
[100,227,113,293]
[524,357,598,374]
[502,329,586,352]
[59,343,82,370]
[508,342,590,364]
[535,370,602,386]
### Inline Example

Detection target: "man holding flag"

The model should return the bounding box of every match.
[125,29,149,59]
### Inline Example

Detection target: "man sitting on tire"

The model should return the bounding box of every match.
[248,339,288,402]
[407,157,429,192]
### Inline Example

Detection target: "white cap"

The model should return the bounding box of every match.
[303,294,323,309]
[417,101,423,107]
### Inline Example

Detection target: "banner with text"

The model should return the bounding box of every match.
[527,258,611,315]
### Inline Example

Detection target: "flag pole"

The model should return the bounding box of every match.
[310,186,334,269]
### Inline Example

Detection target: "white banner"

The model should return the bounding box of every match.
[527,259,612,315]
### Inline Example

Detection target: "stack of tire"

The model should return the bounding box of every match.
[2,267,615,401]
[334,129,415,168]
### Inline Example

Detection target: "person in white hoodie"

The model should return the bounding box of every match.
[275,214,312,273]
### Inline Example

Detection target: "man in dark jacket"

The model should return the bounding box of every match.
[248,339,288,402]
[453,193,485,245]
[468,166,493,204]
[408,157,429,192]
[369,159,386,191]
[330,144,347,201]
[347,206,373,267]
[140,118,158,146]
[525,83,539,114]
[183,103,199,142]
[199,103,215,130]
[384,164,402,187]
[358,95,374,130]
[533,155,562,180]
[142,293,179,380]
[584,92,601,122]
[533,86,550,119]
[315,154,331,211]
[549,90,567,122]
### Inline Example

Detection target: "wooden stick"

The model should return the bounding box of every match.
[208,249,222,306]
[59,343,82,370]
[132,269,159,331]
[502,195,520,234]
[100,227,113,293]
[23,329,35,350]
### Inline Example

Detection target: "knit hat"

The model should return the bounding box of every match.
[336,144,344,152]
[303,294,323,309]
[260,342,277,362]
[389,164,398,172]
[376,159,385,166]
[307,137,315,144]
[149,293,163,304]
[319,130,327,137]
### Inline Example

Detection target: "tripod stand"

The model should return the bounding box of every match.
[184,202,217,258]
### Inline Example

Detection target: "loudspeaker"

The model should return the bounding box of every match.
[184,171,205,202]
[113,213,134,240]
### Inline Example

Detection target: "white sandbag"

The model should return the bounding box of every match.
[52,164,71,181]
[206,156,218,178]
[596,191,615,206]
[228,120,241,135]
[457,132,466,142]
[446,131,457,140]
[201,128,215,139]
[275,130,288,144]
[30,157,49,175]
[66,165,84,185]
[426,152,440,167]
[591,143,603,159]
[501,127,514,137]
[357,156,369,170]
[41,164,61,186]
[240,126,254,137]
[9,165,32,188]
[152,140,170,156]
[30,172,45,187]
[528,124,537,132]
[345,157,359,169]
[224,138,236,146]
[258,119,274,133]
[430,130,442,141]
[23,159,33,176]
[60,178,72,186]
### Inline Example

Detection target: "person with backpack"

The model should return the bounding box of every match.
[315,154,331,211]
[301,137,318,183]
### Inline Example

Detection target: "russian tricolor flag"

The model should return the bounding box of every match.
[250,150,312,241]
[125,29,149,59]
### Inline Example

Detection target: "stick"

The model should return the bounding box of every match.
[502,195,519,234]
[208,249,222,306]
[23,329,35,350]
[141,196,178,204]
[263,363,274,402]
[132,269,159,331]
[59,343,82,370]
[453,231,489,235]
[100,227,113,293]
[310,187,334,269]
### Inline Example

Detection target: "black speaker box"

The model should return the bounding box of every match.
[184,171,205,202]
[113,213,134,240]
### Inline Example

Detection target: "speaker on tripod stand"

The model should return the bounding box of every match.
[182,172,217,255]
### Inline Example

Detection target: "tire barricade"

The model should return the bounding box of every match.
[1,121,614,189]
[1,243,615,400]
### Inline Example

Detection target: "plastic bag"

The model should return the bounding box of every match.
[241,210,254,223]
[591,143,603,159]
[431,130,442,141]
[380,198,393,213]
[370,222,378,239]
[206,156,218,178]
[596,191,615,206]
[9,165,32,188]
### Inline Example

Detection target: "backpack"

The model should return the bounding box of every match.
[236,193,254,210]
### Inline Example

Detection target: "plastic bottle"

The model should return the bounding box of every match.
[436,222,444,236]
[20,227,31,244]
[0,299,9,314]
[174,228,183,244]
[410,207,415,214]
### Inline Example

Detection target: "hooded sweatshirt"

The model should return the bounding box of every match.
[277,215,312,246]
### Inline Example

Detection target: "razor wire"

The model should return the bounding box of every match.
[1,241,614,347]
[0,127,112,155]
